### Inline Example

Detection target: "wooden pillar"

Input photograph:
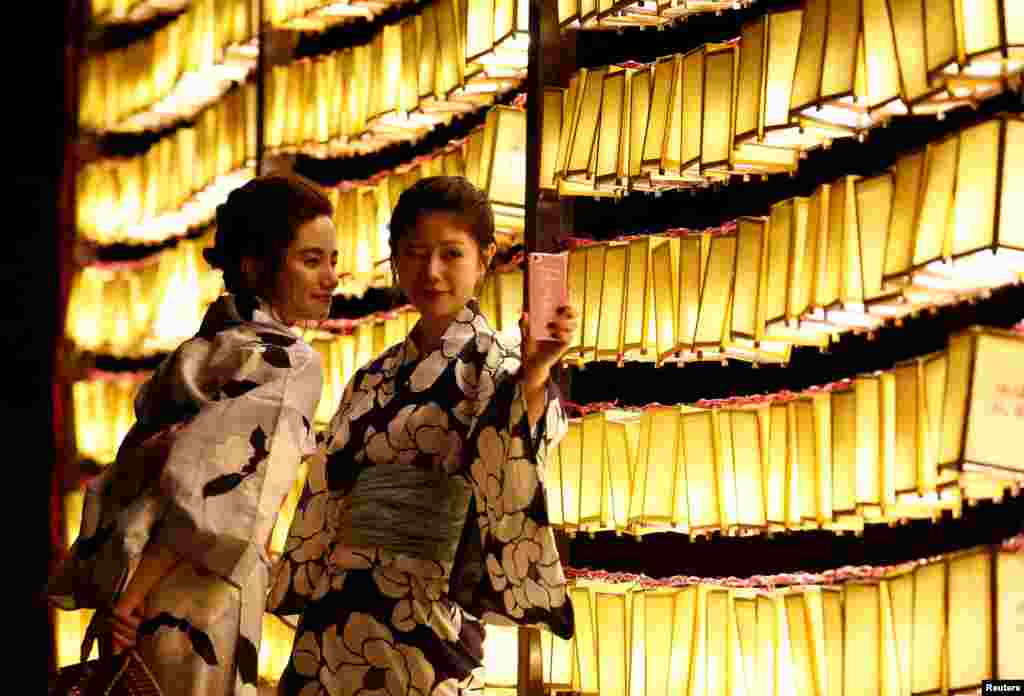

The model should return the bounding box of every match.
[520,3,576,696]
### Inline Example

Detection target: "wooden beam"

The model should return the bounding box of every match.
[520,4,577,696]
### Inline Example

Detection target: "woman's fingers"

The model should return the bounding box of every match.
[109,607,141,650]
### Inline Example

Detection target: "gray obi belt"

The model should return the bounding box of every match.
[334,461,473,564]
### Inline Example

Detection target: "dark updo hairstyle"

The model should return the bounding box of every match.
[204,173,333,296]
[388,176,496,260]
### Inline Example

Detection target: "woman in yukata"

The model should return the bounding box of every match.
[47,173,340,696]
[269,176,579,696]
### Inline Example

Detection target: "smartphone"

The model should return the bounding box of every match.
[527,251,569,343]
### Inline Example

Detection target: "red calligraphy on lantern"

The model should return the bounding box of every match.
[991,383,1024,418]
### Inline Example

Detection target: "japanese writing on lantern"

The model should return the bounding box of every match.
[991,383,1024,418]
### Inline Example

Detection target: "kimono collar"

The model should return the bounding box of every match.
[198,294,297,341]
[392,299,491,389]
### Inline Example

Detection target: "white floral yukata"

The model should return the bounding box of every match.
[48,295,323,696]
[269,299,574,696]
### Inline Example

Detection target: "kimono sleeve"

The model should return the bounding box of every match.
[267,368,363,615]
[148,341,321,590]
[461,372,574,639]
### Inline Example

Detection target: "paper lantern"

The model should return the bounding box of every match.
[630,405,681,532]
[651,237,680,365]
[853,173,903,313]
[578,412,606,528]
[947,548,994,690]
[674,234,703,356]
[734,10,812,151]
[564,67,607,187]
[467,105,526,233]
[996,546,1024,678]
[681,408,721,533]
[940,327,1024,479]
[641,56,681,177]
[628,65,654,182]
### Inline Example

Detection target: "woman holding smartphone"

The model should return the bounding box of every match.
[48,174,338,696]
[270,176,578,696]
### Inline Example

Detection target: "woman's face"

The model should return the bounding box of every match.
[394,211,494,327]
[270,214,339,322]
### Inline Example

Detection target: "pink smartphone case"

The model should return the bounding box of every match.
[527,252,569,343]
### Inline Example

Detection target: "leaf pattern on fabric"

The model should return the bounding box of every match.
[75,523,114,560]
[258,332,298,347]
[139,613,219,666]
[220,379,262,399]
[236,636,259,685]
[200,426,269,498]
[202,473,246,498]
[263,345,292,368]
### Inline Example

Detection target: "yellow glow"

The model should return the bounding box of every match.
[72,374,144,465]
[547,547,1012,696]
[80,0,257,133]
[542,326,1024,538]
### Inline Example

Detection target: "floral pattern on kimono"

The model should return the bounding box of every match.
[47,295,323,696]
[269,300,572,696]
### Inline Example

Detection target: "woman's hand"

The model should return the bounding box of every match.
[109,592,145,655]
[519,305,579,389]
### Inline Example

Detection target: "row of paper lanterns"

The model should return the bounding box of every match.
[541,0,1023,194]
[80,0,257,133]
[482,544,1023,695]
[81,0,531,136]
[263,0,524,158]
[80,68,526,251]
[88,0,189,25]
[66,231,223,359]
[266,0,420,30]
[77,83,257,245]
[66,112,525,359]
[545,326,1024,537]
[53,524,1024,693]
[523,115,1024,367]
[69,317,1024,538]
[555,0,758,29]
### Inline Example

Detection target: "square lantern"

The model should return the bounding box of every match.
[680,407,721,533]
[641,56,682,179]
[996,545,1024,678]
[852,172,905,316]
[790,0,872,137]
[595,68,628,190]
[628,65,654,183]
[700,44,738,176]
[558,418,583,530]
[594,242,630,362]
[693,231,738,359]
[940,326,1024,478]
[947,548,995,690]
[650,236,680,365]
[673,233,703,357]
[474,105,526,233]
[564,67,606,187]
[911,559,946,693]
[735,10,814,153]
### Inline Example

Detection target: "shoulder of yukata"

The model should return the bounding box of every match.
[364,340,405,375]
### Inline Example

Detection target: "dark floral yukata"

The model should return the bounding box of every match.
[48,295,323,696]
[269,300,573,696]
